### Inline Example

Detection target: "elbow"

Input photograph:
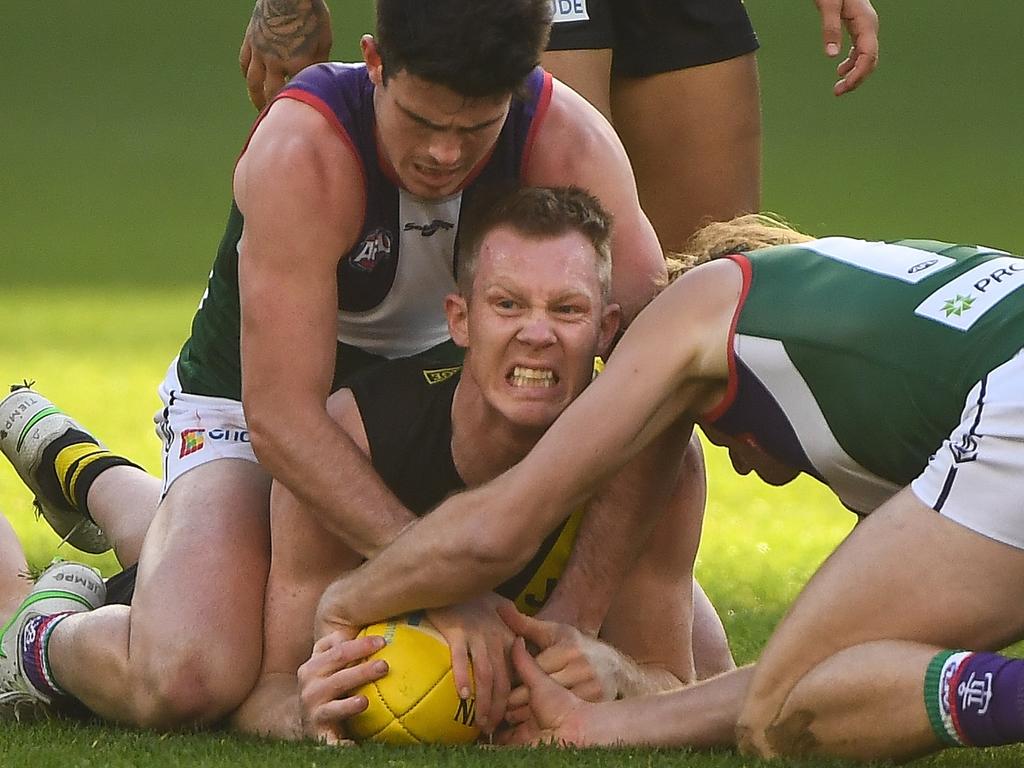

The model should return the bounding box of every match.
[244,406,279,466]
[448,523,538,587]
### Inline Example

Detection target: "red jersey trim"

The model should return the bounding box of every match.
[520,70,553,179]
[236,89,368,234]
[699,253,752,424]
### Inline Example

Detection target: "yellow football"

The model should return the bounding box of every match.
[347,614,479,744]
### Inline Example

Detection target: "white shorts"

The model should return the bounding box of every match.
[912,347,1024,549]
[153,359,257,496]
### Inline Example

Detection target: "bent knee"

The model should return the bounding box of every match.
[132,655,259,730]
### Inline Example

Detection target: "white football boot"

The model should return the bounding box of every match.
[0,560,106,720]
[0,386,110,553]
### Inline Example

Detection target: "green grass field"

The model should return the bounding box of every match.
[2,0,1024,765]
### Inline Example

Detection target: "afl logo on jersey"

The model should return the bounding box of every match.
[350,228,393,272]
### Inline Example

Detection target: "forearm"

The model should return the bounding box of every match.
[538,429,686,634]
[251,408,415,558]
[587,665,752,748]
[318,472,547,629]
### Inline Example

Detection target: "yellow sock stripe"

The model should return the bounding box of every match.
[54,443,107,508]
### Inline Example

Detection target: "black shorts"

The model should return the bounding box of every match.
[104,564,137,606]
[547,0,759,77]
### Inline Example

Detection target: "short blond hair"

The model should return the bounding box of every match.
[664,213,815,282]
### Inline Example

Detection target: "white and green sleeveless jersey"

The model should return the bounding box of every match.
[702,237,1024,513]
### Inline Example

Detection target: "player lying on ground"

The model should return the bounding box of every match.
[230,186,732,741]
[0,188,731,736]
[311,214,1024,761]
[239,0,880,249]
[0,0,673,732]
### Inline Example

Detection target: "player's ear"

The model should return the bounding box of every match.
[597,303,621,356]
[445,293,470,348]
[361,35,384,85]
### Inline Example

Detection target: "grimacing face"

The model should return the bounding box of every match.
[365,39,511,199]
[446,226,620,431]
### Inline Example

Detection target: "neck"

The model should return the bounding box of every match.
[450,376,546,487]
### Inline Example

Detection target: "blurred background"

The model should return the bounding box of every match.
[2,0,1020,290]
[0,0,1021,658]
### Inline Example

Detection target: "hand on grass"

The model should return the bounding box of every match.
[499,602,618,718]
[496,637,590,746]
[297,630,389,745]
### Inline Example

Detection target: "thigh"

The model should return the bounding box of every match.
[128,458,273,691]
[261,480,363,676]
[611,53,761,251]
[742,489,1024,739]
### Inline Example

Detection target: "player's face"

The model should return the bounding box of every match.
[454,227,620,431]
[371,69,511,200]
[701,425,800,486]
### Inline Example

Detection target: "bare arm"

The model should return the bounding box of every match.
[235,100,414,557]
[507,638,753,748]
[536,426,691,636]
[315,260,742,631]
[240,0,333,110]
[526,79,666,324]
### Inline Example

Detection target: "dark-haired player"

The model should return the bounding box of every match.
[240,0,880,252]
[0,0,667,731]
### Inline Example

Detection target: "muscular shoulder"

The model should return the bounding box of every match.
[523,78,626,185]
[663,259,745,383]
[234,99,364,242]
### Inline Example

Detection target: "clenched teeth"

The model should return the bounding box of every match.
[510,366,555,388]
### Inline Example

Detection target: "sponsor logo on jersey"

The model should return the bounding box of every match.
[915,256,1024,331]
[350,228,393,272]
[422,365,462,385]
[180,428,205,458]
[806,238,956,284]
[551,0,589,23]
[403,219,454,237]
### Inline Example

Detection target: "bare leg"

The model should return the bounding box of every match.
[87,466,161,567]
[46,459,272,728]
[611,53,761,252]
[737,490,1024,760]
[232,480,362,738]
[540,49,613,121]
[770,640,941,762]
[0,515,31,621]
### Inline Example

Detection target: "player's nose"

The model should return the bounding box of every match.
[515,314,557,347]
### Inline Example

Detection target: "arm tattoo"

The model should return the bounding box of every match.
[250,0,325,60]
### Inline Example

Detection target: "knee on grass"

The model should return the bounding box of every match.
[133,655,260,730]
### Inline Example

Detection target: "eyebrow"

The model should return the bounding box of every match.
[395,100,506,133]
